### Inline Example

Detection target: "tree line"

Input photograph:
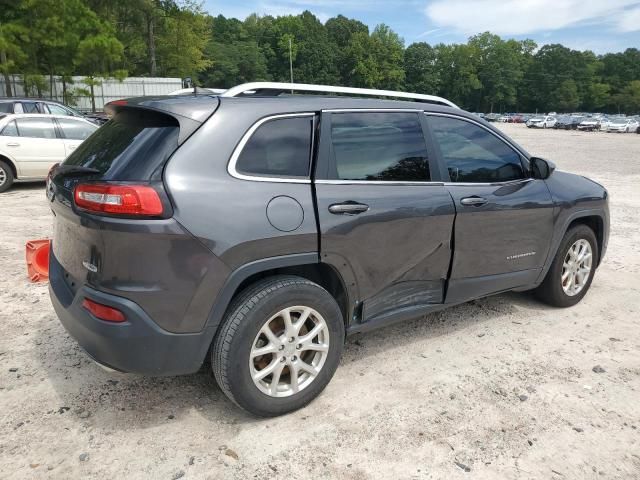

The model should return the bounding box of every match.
[1,0,639,113]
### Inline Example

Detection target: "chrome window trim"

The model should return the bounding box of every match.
[322,108,423,113]
[227,112,315,184]
[315,179,445,186]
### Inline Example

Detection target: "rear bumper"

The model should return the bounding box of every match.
[49,250,211,376]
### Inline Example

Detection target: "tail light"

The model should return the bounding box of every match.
[82,298,126,323]
[74,183,164,217]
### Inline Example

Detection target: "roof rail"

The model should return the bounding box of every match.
[220,82,458,108]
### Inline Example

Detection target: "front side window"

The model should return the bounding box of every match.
[428,116,524,183]
[0,120,18,136]
[329,112,430,181]
[57,118,96,140]
[235,116,313,178]
[16,118,57,139]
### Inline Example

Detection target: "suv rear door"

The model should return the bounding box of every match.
[425,113,554,303]
[314,110,455,324]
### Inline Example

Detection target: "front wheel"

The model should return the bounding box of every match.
[535,225,598,307]
[211,275,344,417]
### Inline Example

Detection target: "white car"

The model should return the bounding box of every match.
[606,118,639,133]
[577,118,601,131]
[0,113,98,192]
[526,115,557,128]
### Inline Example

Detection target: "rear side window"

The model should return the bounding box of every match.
[1,120,18,136]
[235,116,313,178]
[16,118,57,139]
[63,109,179,180]
[329,112,430,181]
[428,116,524,183]
[0,103,13,113]
[57,118,96,140]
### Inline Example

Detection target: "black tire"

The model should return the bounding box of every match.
[535,225,598,307]
[211,275,344,417]
[0,160,14,193]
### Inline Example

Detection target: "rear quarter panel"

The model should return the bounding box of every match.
[164,102,318,271]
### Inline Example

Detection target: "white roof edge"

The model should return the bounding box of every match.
[220,82,459,109]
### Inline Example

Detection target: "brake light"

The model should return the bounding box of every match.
[82,298,126,323]
[74,183,163,216]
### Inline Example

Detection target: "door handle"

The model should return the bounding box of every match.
[328,201,369,215]
[460,196,488,207]
[68,145,77,150]
[6,142,20,147]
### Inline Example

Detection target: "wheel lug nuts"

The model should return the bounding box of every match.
[296,344,301,349]
[278,345,285,351]
[291,356,297,361]
[280,357,286,363]
[289,337,295,343]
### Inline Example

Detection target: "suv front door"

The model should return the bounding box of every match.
[426,113,555,303]
[315,110,455,325]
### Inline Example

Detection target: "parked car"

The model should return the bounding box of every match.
[553,116,574,130]
[508,115,524,123]
[577,118,601,131]
[527,115,557,128]
[47,82,609,417]
[606,118,639,133]
[484,113,500,122]
[0,113,97,192]
[0,98,106,125]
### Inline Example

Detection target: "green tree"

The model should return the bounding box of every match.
[552,79,580,112]
[404,42,439,94]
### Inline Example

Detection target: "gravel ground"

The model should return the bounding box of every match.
[1,124,639,479]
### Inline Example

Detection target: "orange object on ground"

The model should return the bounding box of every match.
[26,239,51,282]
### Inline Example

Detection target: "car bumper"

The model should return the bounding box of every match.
[49,250,211,376]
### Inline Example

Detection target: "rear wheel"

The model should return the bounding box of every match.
[535,225,598,307]
[211,276,344,417]
[0,161,14,193]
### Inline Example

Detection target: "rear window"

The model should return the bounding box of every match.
[63,109,179,180]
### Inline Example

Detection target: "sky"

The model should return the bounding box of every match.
[203,0,640,54]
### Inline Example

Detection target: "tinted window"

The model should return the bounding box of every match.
[236,116,312,177]
[0,103,13,113]
[16,118,57,139]
[429,116,524,183]
[1,120,18,136]
[63,109,179,180]
[330,112,430,181]
[57,118,96,140]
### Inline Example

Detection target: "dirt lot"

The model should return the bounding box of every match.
[1,124,639,479]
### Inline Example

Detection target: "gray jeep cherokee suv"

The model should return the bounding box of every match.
[48,83,609,416]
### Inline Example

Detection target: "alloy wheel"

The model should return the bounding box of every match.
[562,239,593,296]
[0,167,6,187]
[249,306,330,398]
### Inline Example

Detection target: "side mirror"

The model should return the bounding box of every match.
[530,157,556,180]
